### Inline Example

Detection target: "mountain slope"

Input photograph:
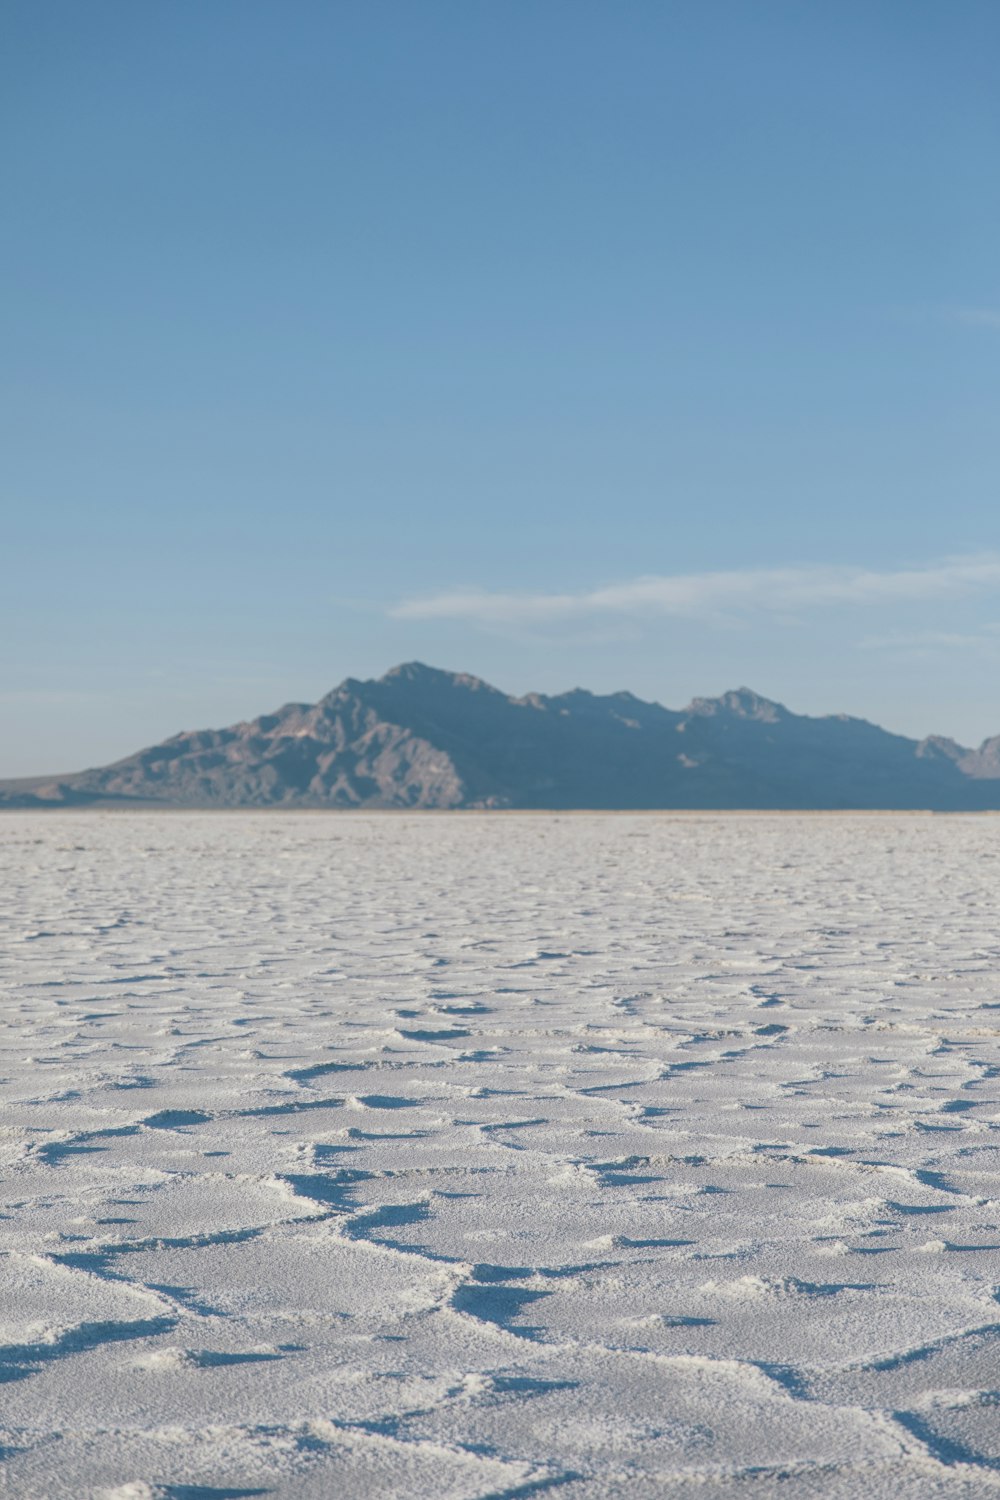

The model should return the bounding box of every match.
[3,662,1000,810]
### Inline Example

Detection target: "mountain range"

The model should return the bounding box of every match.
[3,662,1000,811]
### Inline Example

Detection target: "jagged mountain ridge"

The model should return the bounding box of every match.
[4,661,1000,809]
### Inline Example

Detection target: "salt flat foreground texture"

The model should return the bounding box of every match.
[2,813,1000,1499]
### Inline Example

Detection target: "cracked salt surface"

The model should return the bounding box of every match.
[1,814,1000,1497]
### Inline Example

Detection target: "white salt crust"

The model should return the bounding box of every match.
[1,811,1000,1497]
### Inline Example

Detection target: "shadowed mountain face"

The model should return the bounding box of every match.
[4,662,1000,810]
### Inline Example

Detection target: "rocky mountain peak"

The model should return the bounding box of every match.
[378,662,497,694]
[685,687,787,723]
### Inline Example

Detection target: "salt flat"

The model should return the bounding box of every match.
[1,813,1000,1499]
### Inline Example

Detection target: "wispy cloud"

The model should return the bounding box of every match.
[950,306,1000,331]
[899,304,1000,332]
[391,555,1000,628]
[860,624,1000,654]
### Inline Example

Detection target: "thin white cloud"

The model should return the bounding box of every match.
[860,624,1000,653]
[390,555,1000,628]
[951,306,1000,331]
[892,304,1000,334]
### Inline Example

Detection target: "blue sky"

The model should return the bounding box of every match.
[3,1,999,774]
